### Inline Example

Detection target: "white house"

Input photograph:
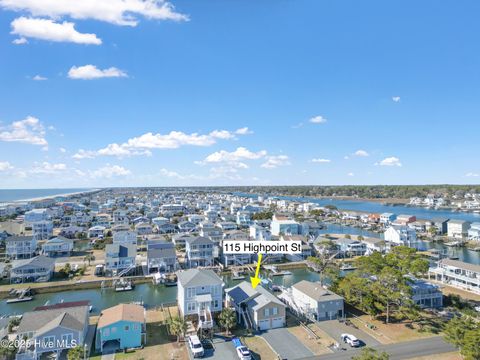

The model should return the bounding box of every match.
[32,221,53,240]
[6,236,37,260]
[468,222,480,241]
[177,269,223,330]
[287,280,344,321]
[113,231,138,245]
[384,225,418,248]
[270,214,301,236]
[448,220,471,239]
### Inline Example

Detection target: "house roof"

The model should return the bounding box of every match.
[226,281,284,311]
[17,305,88,335]
[440,259,480,273]
[44,236,73,244]
[185,236,214,246]
[148,247,176,259]
[97,303,145,328]
[292,280,343,302]
[12,255,55,270]
[5,235,33,243]
[176,269,223,287]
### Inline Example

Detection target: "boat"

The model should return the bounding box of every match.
[6,297,33,304]
[114,279,135,292]
[89,305,93,312]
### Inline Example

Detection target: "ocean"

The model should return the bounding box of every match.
[0,188,95,202]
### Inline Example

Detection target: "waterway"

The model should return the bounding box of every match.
[1,269,321,317]
[236,192,480,223]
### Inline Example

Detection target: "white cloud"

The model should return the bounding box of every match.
[0,0,188,26]
[354,150,369,157]
[465,172,480,177]
[392,96,401,103]
[261,155,291,169]
[11,17,101,45]
[91,165,131,178]
[68,65,127,79]
[73,128,247,159]
[97,143,151,157]
[0,161,13,171]
[30,162,67,174]
[0,116,47,146]
[59,147,66,153]
[348,172,354,177]
[309,115,327,124]
[32,74,47,81]
[12,37,27,44]
[72,149,96,159]
[311,158,331,163]
[202,147,267,164]
[235,127,253,135]
[377,157,402,167]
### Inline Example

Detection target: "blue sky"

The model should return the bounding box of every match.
[1,0,480,188]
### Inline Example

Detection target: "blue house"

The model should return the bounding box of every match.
[95,303,146,353]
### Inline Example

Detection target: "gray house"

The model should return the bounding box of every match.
[15,302,89,360]
[6,236,37,260]
[147,240,178,273]
[226,281,286,331]
[10,256,55,284]
[42,236,74,257]
[185,236,214,268]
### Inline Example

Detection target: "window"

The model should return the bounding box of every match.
[272,307,278,315]
[264,308,270,317]
[125,325,130,331]
[111,327,117,333]
[187,302,196,312]
[62,334,74,348]
[43,336,55,348]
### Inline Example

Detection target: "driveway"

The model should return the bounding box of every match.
[261,328,314,360]
[187,337,237,360]
[315,320,380,351]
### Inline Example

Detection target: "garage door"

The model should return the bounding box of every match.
[271,317,284,329]
[258,319,270,330]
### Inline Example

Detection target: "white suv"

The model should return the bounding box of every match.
[188,335,204,358]
[341,333,360,347]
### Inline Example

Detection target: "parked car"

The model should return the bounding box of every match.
[341,333,360,347]
[232,337,252,360]
[188,335,204,358]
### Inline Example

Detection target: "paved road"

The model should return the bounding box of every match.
[261,328,314,360]
[300,336,456,360]
[315,320,380,350]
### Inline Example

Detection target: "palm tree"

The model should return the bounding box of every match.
[84,254,95,266]
[219,308,236,336]
[168,316,187,343]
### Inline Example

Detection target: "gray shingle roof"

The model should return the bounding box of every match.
[12,255,55,270]
[176,269,222,287]
[226,281,284,311]
[17,305,88,335]
[292,280,343,302]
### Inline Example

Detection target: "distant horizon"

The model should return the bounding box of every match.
[3,183,480,191]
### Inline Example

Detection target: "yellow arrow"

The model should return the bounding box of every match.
[250,254,263,289]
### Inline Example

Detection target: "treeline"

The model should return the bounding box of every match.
[218,185,480,199]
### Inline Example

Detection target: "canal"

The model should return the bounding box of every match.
[236,192,480,223]
[1,268,321,316]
